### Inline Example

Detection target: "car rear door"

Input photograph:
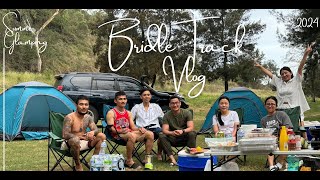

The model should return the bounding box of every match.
[67,76,92,100]
[91,77,118,108]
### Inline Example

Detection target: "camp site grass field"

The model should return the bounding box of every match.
[0,72,320,171]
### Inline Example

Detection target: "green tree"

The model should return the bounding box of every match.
[274,9,320,101]
[92,9,194,85]
[1,9,97,73]
[197,9,265,91]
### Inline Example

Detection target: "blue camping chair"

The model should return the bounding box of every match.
[101,104,144,164]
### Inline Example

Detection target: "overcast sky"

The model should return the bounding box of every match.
[249,9,300,74]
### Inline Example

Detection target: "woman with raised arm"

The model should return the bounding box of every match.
[254,44,312,131]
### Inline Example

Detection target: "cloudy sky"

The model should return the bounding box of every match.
[249,9,301,73]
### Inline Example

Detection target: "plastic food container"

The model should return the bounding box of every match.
[239,144,276,152]
[239,137,277,146]
[209,144,239,152]
[246,128,274,138]
[205,138,238,152]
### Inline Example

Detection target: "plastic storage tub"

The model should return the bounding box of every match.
[205,137,238,152]
[178,150,218,171]
[239,144,276,152]
[246,128,274,138]
[239,137,277,146]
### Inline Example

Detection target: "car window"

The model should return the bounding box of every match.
[92,79,115,90]
[119,80,141,91]
[70,76,91,90]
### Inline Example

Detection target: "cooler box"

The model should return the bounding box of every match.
[304,121,320,141]
[177,150,217,171]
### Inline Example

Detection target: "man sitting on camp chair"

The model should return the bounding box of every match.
[106,91,154,169]
[159,94,197,166]
[131,88,164,161]
[62,95,106,171]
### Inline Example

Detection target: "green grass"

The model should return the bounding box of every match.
[1,72,320,171]
[0,71,55,93]
[304,98,320,121]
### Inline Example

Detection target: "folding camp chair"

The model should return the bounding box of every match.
[47,111,93,171]
[101,104,144,164]
[278,106,306,135]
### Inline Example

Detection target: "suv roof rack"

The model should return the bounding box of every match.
[70,72,119,76]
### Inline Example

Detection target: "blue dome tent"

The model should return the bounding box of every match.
[198,87,267,134]
[0,81,76,141]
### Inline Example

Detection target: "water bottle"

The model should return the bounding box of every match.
[90,156,95,171]
[118,154,125,171]
[237,126,245,143]
[99,140,107,155]
[90,155,100,171]
[111,154,119,171]
[102,154,112,171]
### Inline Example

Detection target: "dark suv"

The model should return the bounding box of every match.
[54,72,189,123]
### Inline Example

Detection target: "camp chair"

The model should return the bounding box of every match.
[101,104,144,164]
[278,106,306,135]
[47,111,93,171]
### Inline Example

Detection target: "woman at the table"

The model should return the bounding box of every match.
[212,96,240,142]
[261,96,293,171]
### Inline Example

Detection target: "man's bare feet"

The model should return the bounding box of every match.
[170,161,178,166]
[169,155,177,166]
[75,164,83,171]
[157,154,163,161]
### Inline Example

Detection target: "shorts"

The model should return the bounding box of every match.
[61,140,89,151]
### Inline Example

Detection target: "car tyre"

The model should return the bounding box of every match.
[88,105,99,124]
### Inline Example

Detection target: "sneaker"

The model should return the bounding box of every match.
[270,165,280,171]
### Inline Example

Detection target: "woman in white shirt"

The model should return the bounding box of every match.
[254,44,312,125]
[212,96,240,141]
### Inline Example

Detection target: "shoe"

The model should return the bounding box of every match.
[170,162,178,166]
[125,162,142,170]
[270,165,279,171]
[144,163,153,170]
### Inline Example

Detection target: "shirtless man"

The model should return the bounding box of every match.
[106,91,154,169]
[62,95,106,171]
